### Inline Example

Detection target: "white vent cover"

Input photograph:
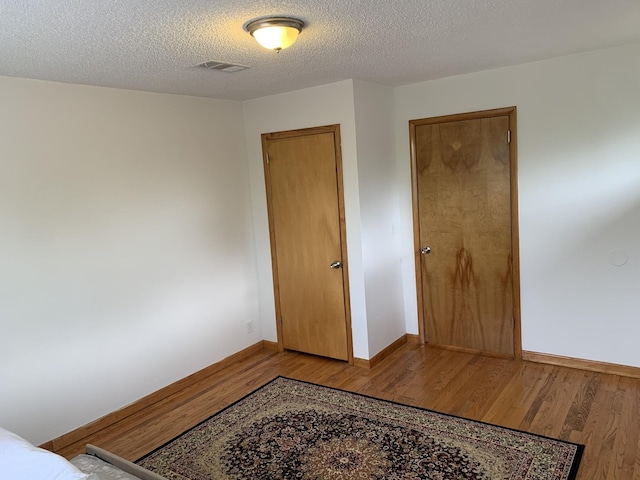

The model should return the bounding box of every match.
[194,61,250,73]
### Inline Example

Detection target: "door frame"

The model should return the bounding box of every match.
[409,107,522,359]
[261,124,354,364]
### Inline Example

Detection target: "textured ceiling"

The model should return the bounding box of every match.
[1,0,639,100]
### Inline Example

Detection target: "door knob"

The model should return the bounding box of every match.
[420,246,432,255]
[330,261,343,269]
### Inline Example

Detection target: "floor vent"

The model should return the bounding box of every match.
[194,61,250,73]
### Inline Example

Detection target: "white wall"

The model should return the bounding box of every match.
[242,80,371,359]
[394,43,640,366]
[4,41,638,447]
[352,80,406,356]
[243,79,408,360]
[0,77,259,445]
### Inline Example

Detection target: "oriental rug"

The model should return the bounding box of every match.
[136,376,583,479]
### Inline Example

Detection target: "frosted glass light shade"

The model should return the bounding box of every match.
[253,26,299,51]
[246,17,304,52]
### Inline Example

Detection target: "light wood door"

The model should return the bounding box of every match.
[410,108,521,357]
[263,125,351,361]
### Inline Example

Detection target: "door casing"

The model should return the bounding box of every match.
[262,124,354,363]
[409,107,522,359]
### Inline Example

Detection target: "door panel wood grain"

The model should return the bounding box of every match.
[263,127,350,361]
[411,110,519,356]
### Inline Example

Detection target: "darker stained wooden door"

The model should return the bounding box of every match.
[411,109,518,356]
[263,125,351,361]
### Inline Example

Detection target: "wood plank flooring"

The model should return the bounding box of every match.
[59,343,640,479]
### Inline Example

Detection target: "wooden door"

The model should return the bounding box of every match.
[263,125,352,361]
[410,108,521,357]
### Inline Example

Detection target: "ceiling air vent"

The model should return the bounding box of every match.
[194,61,250,73]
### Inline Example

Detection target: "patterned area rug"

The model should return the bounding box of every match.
[136,377,583,479]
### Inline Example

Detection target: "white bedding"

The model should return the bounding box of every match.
[0,427,88,480]
[0,426,165,480]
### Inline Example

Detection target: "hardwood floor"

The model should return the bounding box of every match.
[59,343,640,479]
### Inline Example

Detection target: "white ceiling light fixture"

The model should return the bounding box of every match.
[245,17,305,53]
